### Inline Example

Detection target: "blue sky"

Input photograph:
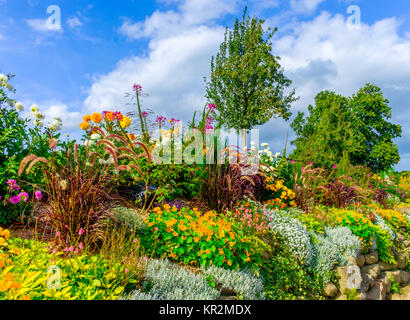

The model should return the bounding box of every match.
[1,0,410,170]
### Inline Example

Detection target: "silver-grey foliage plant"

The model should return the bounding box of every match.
[124,259,220,300]
[201,265,265,300]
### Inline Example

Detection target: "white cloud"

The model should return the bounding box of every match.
[83,4,410,170]
[26,18,63,33]
[290,0,326,13]
[118,0,240,41]
[67,17,83,29]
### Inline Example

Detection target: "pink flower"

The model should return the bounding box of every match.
[208,104,216,112]
[141,111,148,118]
[154,227,159,232]
[133,84,142,92]
[308,161,314,166]
[156,116,166,125]
[56,231,61,237]
[10,195,21,204]
[79,228,85,235]
[332,164,337,169]
[133,238,138,243]
[35,190,42,201]
[78,243,84,250]
[290,160,295,164]
[7,179,20,191]
[125,269,129,273]
[74,248,79,254]
[19,192,29,202]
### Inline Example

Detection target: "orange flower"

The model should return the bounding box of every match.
[83,115,91,122]
[194,237,199,243]
[128,133,136,141]
[91,112,103,123]
[79,122,91,131]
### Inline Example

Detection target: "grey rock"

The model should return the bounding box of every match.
[323,282,339,298]
[337,265,362,292]
[379,261,395,271]
[361,264,381,280]
[365,251,379,265]
[347,256,357,266]
[399,270,410,285]
[395,251,407,270]
[366,274,390,300]
[356,255,366,267]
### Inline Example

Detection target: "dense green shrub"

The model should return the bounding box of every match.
[261,245,324,300]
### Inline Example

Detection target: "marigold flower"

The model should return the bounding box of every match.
[79,121,91,130]
[83,115,91,122]
[119,116,131,129]
[91,112,103,123]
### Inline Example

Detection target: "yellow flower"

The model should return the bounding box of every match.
[119,116,131,129]
[79,122,91,131]
[83,115,91,122]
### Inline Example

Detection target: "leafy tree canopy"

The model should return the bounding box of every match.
[205,8,297,133]
[291,83,402,172]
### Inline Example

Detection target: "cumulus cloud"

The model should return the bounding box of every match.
[26,18,63,33]
[83,3,410,170]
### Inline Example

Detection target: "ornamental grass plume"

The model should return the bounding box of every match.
[18,133,150,250]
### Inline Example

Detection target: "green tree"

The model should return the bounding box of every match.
[205,8,297,146]
[291,84,402,172]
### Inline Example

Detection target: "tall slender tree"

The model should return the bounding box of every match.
[205,8,297,147]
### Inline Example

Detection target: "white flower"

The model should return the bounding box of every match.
[269,157,274,162]
[261,143,269,147]
[0,74,7,81]
[15,102,24,112]
[263,148,269,153]
[267,151,272,157]
[90,133,101,140]
[49,118,62,131]
[274,152,281,158]
[250,141,255,146]
[83,140,94,147]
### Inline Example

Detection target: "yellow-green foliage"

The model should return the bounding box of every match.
[0,236,138,300]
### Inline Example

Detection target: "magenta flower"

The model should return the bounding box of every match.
[35,190,42,201]
[19,192,29,202]
[141,111,148,118]
[290,159,295,164]
[7,179,20,191]
[133,84,142,92]
[10,195,21,204]
[79,228,85,235]
[207,104,216,112]
[308,161,314,166]
[156,116,166,125]
[332,164,337,169]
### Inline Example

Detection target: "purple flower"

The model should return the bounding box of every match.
[10,195,21,204]
[35,191,42,201]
